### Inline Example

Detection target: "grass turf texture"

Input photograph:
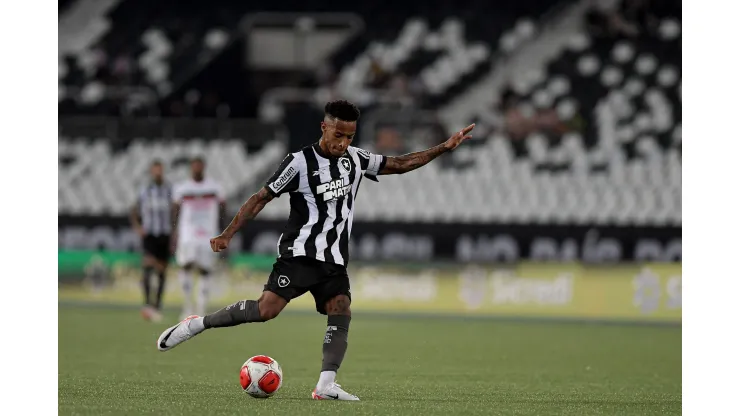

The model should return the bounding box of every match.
[59,304,680,415]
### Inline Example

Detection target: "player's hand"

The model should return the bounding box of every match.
[210,234,231,252]
[444,123,475,151]
[134,226,145,238]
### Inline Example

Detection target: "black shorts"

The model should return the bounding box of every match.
[142,234,171,262]
[264,256,351,315]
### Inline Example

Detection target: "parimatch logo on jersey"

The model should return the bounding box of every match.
[317,177,351,201]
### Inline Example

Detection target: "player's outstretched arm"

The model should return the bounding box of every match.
[379,124,475,175]
[210,187,274,252]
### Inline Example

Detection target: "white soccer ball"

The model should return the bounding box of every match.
[240,355,283,398]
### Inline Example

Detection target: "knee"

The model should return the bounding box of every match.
[258,293,285,321]
[325,295,351,316]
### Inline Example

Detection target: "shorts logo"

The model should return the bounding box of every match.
[339,157,352,174]
[277,275,290,288]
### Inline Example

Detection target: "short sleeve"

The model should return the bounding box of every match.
[351,147,387,181]
[264,154,301,197]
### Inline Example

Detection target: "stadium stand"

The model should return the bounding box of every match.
[58,0,680,227]
[59,0,563,117]
[58,138,286,216]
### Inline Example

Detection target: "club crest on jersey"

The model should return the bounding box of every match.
[316,176,351,202]
[339,157,352,174]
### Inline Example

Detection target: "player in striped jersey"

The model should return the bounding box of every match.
[130,160,172,322]
[157,100,475,401]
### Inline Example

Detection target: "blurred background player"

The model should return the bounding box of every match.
[172,157,226,319]
[129,160,172,322]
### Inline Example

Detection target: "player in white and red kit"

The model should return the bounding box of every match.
[172,157,226,319]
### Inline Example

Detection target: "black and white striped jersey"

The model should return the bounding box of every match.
[137,182,173,236]
[264,142,386,266]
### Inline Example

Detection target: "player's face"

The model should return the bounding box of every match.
[191,160,204,179]
[321,119,356,157]
[150,164,163,181]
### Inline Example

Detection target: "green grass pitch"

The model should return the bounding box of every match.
[59,304,681,415]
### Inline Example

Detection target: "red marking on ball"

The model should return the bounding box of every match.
[250,355,274,364]
[239,366,251,390]
[258,371,281,394]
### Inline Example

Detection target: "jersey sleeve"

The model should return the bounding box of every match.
[352,147,387,181]
[264,154,301,197]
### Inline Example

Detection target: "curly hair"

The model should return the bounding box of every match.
[324,100,360,122]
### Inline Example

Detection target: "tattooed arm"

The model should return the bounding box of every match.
[210,187,274,252]
[380,124,475,175]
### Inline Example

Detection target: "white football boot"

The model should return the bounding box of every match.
[312,383,360,401]
[156,315,204,351]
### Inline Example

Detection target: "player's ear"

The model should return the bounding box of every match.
[320,121,327,133]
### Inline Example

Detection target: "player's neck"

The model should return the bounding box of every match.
[192,176,204,182]
[316,139,333,159]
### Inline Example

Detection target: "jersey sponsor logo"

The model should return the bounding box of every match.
[338,157,352,174]
[277,275,290,288]
[316,177,351,202]
[270,166,297,193]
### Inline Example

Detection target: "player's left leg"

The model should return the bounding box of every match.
[310,269,359,401]
[156,257,306,352]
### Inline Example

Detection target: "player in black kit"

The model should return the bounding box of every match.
[156,100,475,400]
[130,160,172,322]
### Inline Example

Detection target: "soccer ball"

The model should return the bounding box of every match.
[240,355,283,398]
